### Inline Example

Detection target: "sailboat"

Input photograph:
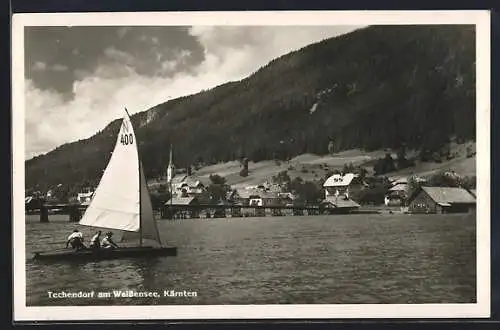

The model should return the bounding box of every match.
[32,108,177,262]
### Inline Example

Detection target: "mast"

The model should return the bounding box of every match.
[125,107,142,247]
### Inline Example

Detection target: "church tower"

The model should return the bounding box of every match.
[166,144,175,193]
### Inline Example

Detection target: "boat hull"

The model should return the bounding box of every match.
[32,246,177,262]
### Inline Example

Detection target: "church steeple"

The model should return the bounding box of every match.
[167,144,174,183]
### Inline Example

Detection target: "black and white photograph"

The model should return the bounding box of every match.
[12,11,490,321]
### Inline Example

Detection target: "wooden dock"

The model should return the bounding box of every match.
[159,203,359,220]
[27,202,361,222]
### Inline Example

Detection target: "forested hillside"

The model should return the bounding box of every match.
[25,25,476,192]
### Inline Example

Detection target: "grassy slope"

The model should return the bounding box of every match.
[148,142,476,190]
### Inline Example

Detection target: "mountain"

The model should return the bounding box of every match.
[25,25,476,192]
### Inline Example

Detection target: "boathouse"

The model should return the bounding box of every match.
[162,196,200,218]
[407,186,476,214]
[321,197,360,213]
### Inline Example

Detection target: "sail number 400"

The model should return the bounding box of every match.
[120,133,134,145]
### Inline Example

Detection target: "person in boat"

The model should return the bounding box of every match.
[66,229,86,250]
[89,230,102,249]
[101,232,119,249]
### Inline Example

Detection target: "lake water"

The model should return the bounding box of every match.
[24,213,476,306]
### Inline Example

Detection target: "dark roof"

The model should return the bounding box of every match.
[418,187,476,205]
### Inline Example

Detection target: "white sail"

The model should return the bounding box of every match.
[79,109,140,232]
[120,162,162,244]
[140,161,162,243]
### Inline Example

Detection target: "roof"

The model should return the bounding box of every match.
[77,191,94,198]
[234,188,256,199]
[389,177,409,184]
[172,175,211,188]
[323,173,357,187]
[420,187,476,204]
[469,189,477,197]
[236,188,284,199]
[322,197,360,208]
[261,191,281,199]
[389,183,408,192]
[165,197,197,205]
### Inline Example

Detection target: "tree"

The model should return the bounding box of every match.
[207,174,230,203]
[273,170,291,184]
[357,184,387,205]
[209,174,226,185]
[407,175,423,199]
[288,178,323,203]
[383,153,396,173]
[206,184,229,204]
[355,166,368,180]
[396,145,409,169]
[342,162,355,174]
[466,145,474,158]
[426,171,461,187]
[374,153,396,175]
[328,140,335,155]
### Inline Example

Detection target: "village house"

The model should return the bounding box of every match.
[322,173,362,210]
[323,173,365,200]
[162,196,200,218]
[385,179,408,206]
[407,186,476,214]
[249,191,284,207]
[77,190,94,204]
[385,175,427,206]
[235,188,284,207]
[170,175,209,198]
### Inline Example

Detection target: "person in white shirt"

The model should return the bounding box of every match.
[89,230,102,249]
[101,232,119,249]
[66,229,85,250]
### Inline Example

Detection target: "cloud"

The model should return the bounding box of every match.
[116,26,131,39]
[24,26,362,159]
[51,64,68,72]
[32,61,47,71]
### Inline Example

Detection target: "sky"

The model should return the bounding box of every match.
[24,25,362,160]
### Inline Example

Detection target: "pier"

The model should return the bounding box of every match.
[27,202,361,222]
[27,204,86,223]
[159,203,358,220]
